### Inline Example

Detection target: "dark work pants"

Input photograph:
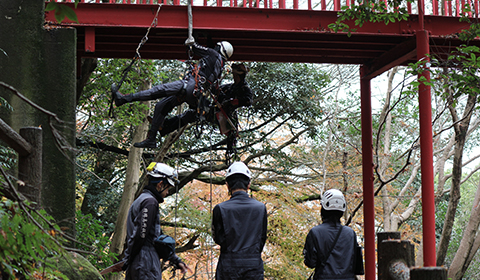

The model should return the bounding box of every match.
[146,76,197,133]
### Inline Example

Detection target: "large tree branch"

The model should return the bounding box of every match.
[437,91,477,266]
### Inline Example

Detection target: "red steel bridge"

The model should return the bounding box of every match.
[46,0,480,76]
[45,0,480,278]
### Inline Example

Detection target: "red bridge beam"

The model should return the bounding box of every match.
[49,0,480,17]
[45,3,475,37]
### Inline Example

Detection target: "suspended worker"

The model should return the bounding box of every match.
[303,189,364,280]
[112,38,234,148]
[121,162,192,279]
[212,161,267,280]
[159,63,253,139]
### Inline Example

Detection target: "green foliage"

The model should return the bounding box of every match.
[0,96,15,170]
[327,0,412,36]
[0,199,68,279]
[0,96,12,112]
[75,211,117,270]
[439,46,480,101]
[0,145,15,170]
[241,62,331,169]
[405,45,480,108]
[263,184,311,279]
[436,172,480,278]
[458,23,480,41]
[45,1,79,24]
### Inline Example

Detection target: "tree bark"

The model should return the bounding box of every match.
[380,67,395,231]
[436,92,477,266]
[18,127,42,208]
[447,178,480,280]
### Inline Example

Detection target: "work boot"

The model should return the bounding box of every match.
[111,84,132,107]
[133,130,157,148]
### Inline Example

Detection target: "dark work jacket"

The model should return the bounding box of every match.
[303,219,361,280]
[218,80,253,110]
[212,191,267,280]
[123,190,180,280]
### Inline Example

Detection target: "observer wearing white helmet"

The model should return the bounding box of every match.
[121,162,191,279]
[303,189,364,280]
[212,161,267,280]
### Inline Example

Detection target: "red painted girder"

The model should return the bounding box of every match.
[45,3,475,37]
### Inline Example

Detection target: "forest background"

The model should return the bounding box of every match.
[3,1,480,280]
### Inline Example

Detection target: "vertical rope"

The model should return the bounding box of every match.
[187,0,194,42]
[172,79,186,280]
[208,128,214,279]
[173,134,180,280]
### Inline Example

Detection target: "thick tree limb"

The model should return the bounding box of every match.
[0,118,32,156]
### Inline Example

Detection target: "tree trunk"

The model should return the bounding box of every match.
[447,178,480,280]
[464,230,480,275]
[109,82,151,274]
[379,67,396,231]
[436,92,477,266]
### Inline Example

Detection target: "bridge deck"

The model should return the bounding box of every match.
[45,2,480,79]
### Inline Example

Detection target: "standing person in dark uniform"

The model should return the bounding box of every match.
[122,162,191,279]
[212,161,267,280]
[112,39,234,148]
[303,189,364,280]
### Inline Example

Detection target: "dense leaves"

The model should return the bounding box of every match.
[0,97,15,170]
[45,1,79,24]
[75,211,117,270]
[0,199,68,279]
[328,0,413,35]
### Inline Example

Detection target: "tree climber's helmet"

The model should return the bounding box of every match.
[216,41,234,59]
[226,161,252,179]
[146,162,179,186]
[321,189,346,212]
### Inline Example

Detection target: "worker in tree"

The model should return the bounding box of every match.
[121,162,191,279]
[159,63,253,139]
[303,189,364,280]
[112,38,233,148]
[212,162,267,280]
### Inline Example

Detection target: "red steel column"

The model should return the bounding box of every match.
[360,66,376,280]
[85,27,95,53]
[417,29,436,267]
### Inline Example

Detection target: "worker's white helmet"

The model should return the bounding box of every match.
[146,162,179,186]
[217,41,234,59]
[226,161,252,179]
[321,189,346,212]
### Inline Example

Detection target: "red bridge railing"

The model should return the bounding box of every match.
[48,0,480,17]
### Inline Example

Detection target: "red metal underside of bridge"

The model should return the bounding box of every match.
[45,3,479,79]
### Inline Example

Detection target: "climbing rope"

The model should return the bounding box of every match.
[170,2,194,278]
[108,4,163,118]
[208,124,215,280]
[187,0,194,43]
